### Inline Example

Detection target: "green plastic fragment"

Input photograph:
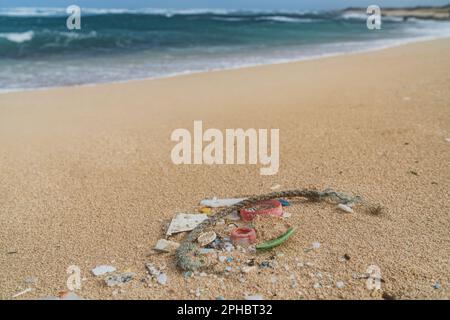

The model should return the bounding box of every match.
[256,227,295,250]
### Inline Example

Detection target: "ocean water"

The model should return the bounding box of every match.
[1,7,450,92]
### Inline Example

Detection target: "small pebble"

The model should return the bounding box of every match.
[105,272,135,287]
[336,281,345,289]
[157,273,167,285]
[282,212,292,218]
[313,283,322,289]
[219,256,227,263]
[216,296,225,300]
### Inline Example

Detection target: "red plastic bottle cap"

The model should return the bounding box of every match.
[231,227,257,246]
[240,200,283,221]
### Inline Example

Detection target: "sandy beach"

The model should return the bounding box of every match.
[0,38,449,300]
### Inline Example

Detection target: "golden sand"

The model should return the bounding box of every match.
[0,39,449,300]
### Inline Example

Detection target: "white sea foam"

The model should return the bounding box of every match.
[0,30,34,43]
[257,16,316,23]
[0,7,312,17]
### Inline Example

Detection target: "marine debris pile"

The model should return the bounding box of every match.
[151,188,381,275]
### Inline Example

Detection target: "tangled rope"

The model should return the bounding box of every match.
[175,188,382,272]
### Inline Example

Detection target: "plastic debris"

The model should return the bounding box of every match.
[226,211,241,221]
[336,281,345,289]
[282,212,292,218]
[223,242,234,252]
[105,272,135,287]
[199,248,215,255]
[145,263,161,277]
[256,227,295,250]
[157,273,168,285]
[231,227,257,247]
[200,198,246,208]
[166,213,208,236]
[289,274,298,288]
[197,231,217,247]
[154,239,180,253]
[245,295,263,300]
[200,207,212,215]
[216,296,225,300]
[12,288,32,298]
[337,203,354,214]
[278,199,290,206]
[240,200,283,221]
[58,291,83,300]
[312,242,321,249]
[91,265,116,277]
[313,283,322,289]
[433,282,441,290]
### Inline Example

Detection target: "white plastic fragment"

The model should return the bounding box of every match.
[245,294,264,300]
[12,288,32,298]
[91,265,116,276]
[154,239,180,253]
[312,242,321,249]
[197,231,217,247]
[336,281,345,289]
[166,213,208,236]
[337,203,354,213]
[200,198,246,208]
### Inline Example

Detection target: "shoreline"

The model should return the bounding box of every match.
[2,33,450,96]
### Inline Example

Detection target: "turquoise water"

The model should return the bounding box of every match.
[1,8,450,92]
